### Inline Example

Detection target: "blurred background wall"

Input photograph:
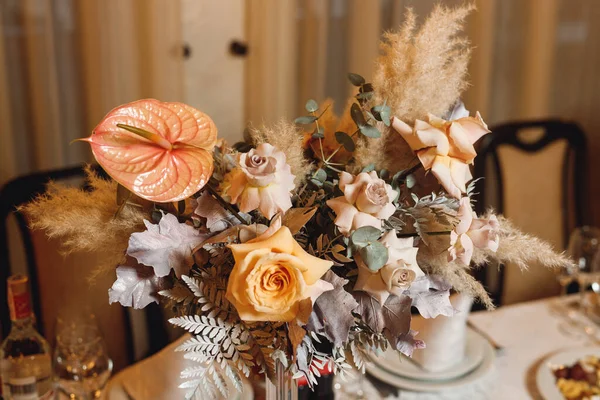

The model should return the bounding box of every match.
[1,0,599,340]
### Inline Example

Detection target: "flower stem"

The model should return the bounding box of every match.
[204,184,248,225]
[396,231,451,238]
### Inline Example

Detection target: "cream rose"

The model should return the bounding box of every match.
[392,109,490,199]
[326,171,398,235]
[222,144,295,219]
[226,226,333,322]
[354,230,423,303]
[448,197,500,266]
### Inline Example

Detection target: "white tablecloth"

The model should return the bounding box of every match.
[105,296,592,399]
[338,296,593,400]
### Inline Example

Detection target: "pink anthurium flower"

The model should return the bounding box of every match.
[83,99,217,202]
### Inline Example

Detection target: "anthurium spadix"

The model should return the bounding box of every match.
[82,99,217,202]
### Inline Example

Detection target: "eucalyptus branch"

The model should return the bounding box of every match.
[396,231,451,238]
[325,129,359,163]
[396,162,423,181]
[204,184,248,225]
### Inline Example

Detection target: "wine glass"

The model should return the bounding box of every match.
[52,312,113,399]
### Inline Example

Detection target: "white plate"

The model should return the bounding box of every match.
[365,331,495,392]
[370,329,485,382]
[536,346,600,400]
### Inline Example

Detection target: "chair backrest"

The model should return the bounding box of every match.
[0,165,169,368]
[473,119,588,305]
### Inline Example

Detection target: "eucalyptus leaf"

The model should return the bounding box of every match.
[372,104,392,127]
[359,242,388,272]
[305,99,319,113]
[310,178,323,187]
[314,168,327,183]
[360,83,374,93]
[356,91,374,101]
[348,72,365,86]
[359,124,381,138]
[334,131,355,152]
[312,131,325,139]
[406,174,416,189]
[350,103,367,127]
[361,163,376,173]
[295,115,318,125]
[351,226,381,246]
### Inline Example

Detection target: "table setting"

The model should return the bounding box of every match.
[2,3,593,400]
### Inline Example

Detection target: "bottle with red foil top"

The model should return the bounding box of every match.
[0,275,52,399]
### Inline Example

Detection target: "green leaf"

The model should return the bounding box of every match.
[361,163,376,173]
[305,99,319,113]
[312,126,325,139]
[350,103,367,127]
[405,174,416,189]
[360,83,374,93]
[348,72,365,86]
[334,131,355,152]
[359,242,388,272]
[372,104,392,127]
[351,226,381,247]
[314,168,327,183]
[359,124,381,138]
[295,116,318,125]
[356,91,374,101]
[379,169,390,180]
[310,178,323,187]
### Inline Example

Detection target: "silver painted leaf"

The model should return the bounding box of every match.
[386,329,426,357]
[405,275,455,319]
[381,295,412,339]
[352,291,384,333]
[127,212,208,277]
[108,265,166,309]
[195,192,248,232]
[307,271,358,346]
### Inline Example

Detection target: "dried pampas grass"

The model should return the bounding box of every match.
[355,3,474,173]
[249,119,313,184]
[18,166,148,276]
[372,4,473,123]
[413,206,573,310]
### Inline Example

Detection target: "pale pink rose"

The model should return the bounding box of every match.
[221,144,295,219]
[448,198,500,265]
[326,171,398,235]
[354,230,424,303]
[392,111,490,199]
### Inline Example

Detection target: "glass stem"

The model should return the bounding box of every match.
[265,360,297,400]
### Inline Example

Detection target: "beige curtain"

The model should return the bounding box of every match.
[0,0,184,186]
[0,0,184,365]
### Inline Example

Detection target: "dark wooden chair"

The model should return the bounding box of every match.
[0,164,169,364]
[472,119,588,306]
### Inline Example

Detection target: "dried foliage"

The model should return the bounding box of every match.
[249,119,313,184]
[371,4,473,124]
[18,166,148,275]
[488,215,574,270]
[358,4,474,173]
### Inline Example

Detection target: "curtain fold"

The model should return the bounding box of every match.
[0,0,184,187]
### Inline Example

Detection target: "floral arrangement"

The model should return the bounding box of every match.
[22,4,571,399]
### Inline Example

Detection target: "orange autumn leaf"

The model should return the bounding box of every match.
[83,99,217,202]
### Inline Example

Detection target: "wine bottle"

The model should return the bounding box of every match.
[0,275,52,399]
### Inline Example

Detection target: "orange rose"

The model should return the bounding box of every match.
[226,227,333,322]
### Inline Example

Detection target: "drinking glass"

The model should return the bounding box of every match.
[53,312,113,399]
